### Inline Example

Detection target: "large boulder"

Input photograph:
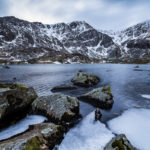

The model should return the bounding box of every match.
[32,94,79,125]
[78,86,114,109]
[0,83,37,129]
[104,134,136,150]
[51,85,77,92]
[71,71,100,87]
[0,123,64,150]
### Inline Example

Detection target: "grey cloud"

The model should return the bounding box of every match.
[0,0,150,30]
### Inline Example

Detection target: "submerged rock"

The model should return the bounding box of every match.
[104,134,136,150]
[2,65,10,69]
[95,108,102,121]
[32,94,79,125]
[134,65,139,68]
[78,86,114,109]
[0,123,64,150]
[71,71,100,87]
[51,85,77,92]
[0,83,37,129]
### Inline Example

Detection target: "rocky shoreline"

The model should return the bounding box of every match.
[0,71,136,150]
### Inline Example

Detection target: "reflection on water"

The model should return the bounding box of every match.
[0,64,150,121]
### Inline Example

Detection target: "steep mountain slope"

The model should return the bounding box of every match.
[0,16,150,64]
[0,16,120,64]
[104,21,150,62]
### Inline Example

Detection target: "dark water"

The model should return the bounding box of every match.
[0,64,150,123]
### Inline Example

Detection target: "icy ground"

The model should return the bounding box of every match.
[108,108,150,150]
[58,111,114,150]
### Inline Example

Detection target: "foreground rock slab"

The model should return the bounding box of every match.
[78,86,114,109]
[104,134,136,150]
[0,83,37,129]
[51,85,77,92]
[32,94,79,125]
[71,71,100,87]
[0,123,64,150]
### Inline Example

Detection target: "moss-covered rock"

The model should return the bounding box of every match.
[71,71,100,87]
[23,136,42,150]
[0,123,65,150]
[78,86,114,109]
[0,83,37,129]
[104,134,137,150]
[32,94,79,125]
[0,83,27,90]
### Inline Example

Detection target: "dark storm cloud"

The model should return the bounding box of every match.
[0,0,150,30]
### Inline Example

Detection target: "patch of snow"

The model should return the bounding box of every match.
[108,108,150,150]
[53,61,61,64]
[141,94,150,99]
[0,115,47,141]
[58,111,114,150]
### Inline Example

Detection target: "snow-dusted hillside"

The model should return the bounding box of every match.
[0,16,150,64]
[102,21,150,61]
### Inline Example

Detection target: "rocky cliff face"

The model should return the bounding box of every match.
[0,16,149,64]
[104,21,150,63]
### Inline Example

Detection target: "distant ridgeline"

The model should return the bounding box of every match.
[0,16,150,64]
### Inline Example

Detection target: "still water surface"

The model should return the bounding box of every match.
[0,64,150,121]
[0,64,150,149]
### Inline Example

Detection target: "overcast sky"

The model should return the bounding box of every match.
[0,0,150,30]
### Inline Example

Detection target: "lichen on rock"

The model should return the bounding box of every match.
[78,86,114,109]
[0,123,65,150]
[71,71,100,87]
[31,94,79,124]
[0,83,37,129]
[104,134,136,150]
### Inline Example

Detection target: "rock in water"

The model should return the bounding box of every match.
[78,86,114,109]
[104,134,136,150]
[71,71,100,87]
[95,108,102,121]
[0,123,64,150]
[51,85,77,92]
[32,94,79,125]
[134,65,139,68]
[0,83,37,129]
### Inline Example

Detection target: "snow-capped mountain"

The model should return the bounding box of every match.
[0,16,149,64]
[103,21,150,62]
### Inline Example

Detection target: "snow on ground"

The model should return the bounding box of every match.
[141,94,150,99]
[58,111,114,150]
[53,61,61,64]
[108,108,150,150]
[0,115,47,141]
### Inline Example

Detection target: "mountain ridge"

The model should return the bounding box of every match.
[0,16,149,64]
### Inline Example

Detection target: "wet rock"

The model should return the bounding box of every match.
[95,108,102,121]
[134,65,139,68]
[0,83,37,129]
[71,71,100,87]
[104,134,136,150]
[133,69,143,71]
[32,94,79,125]
[78,86,114,109]
[0,123,64,150]
[51,85,77,92]
[2,65,10,69]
